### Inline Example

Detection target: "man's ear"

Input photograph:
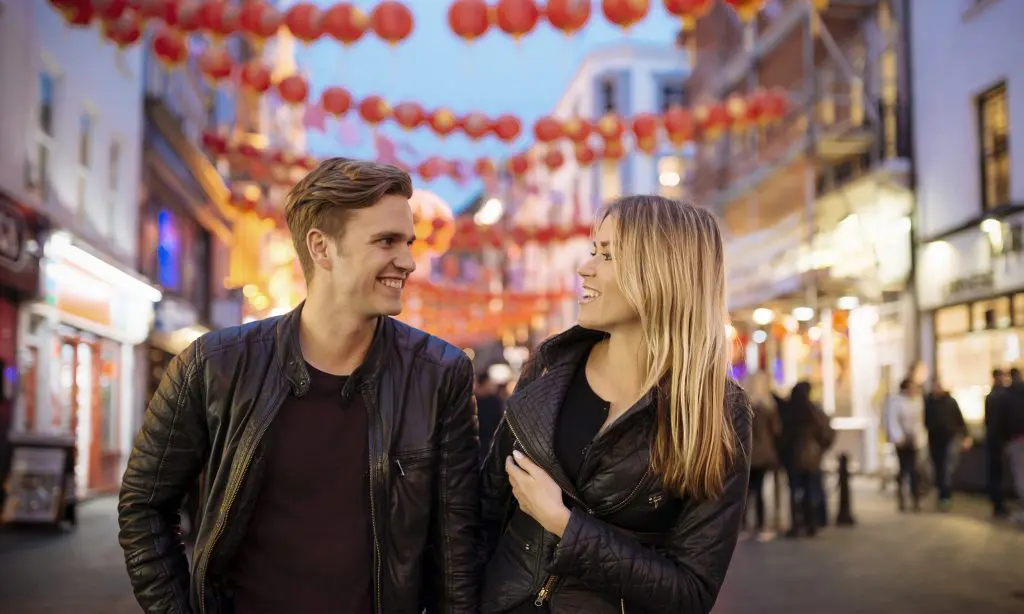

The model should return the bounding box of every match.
[306,228,333,273]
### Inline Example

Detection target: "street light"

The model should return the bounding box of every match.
[474,198,504,226]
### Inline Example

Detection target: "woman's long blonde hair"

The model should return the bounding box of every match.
[602,196,736,500]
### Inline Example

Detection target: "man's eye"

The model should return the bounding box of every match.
[379,238,395,246]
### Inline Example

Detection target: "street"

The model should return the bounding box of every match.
[1,482,1021,613]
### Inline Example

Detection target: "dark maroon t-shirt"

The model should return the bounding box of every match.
[229,364,374,614]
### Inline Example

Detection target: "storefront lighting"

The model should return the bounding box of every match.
[752,307,774,325]
[837,296,859,310]
[659,171,681,187]
[725,323,737,339]
[44,231,162,303]
[474,198,504,226]
[752,330,767,344]
[980,218,1001,234]
[792,306,814,322]
[808,326,822,341]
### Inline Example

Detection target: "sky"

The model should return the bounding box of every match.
[294,0,682,212]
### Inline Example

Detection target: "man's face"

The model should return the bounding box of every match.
[310,194,416,317]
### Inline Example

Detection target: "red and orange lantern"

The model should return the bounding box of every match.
[152,26,188,68]
[562,117,592,143]
[448,0,491,42]
[102,9,143,48]
[601,0,649,30]
[473,157,497,177]
[197,0,239,39]
[239,1,282,43]
[359,95,392,125]
[663,0,713,32]
[596,113,625,141]
[198,46,234,84]
[574,143,596,166]
[393,102,426,130]
[429,108,459,137]
[545,0,591,35]
[460,112,491,140]
[663,105,694,146]
[495,0,541,40]
[322,2,369,45]
[533,116,564,143]
[284,2,324,44]
[491,115,522,143]
[543,149,565,172]
[724,0,765,22]
[506,153,531,177]
[321,87,353,117]
[277,74,310,106]
[239,61,273,95]
[370,1,414,45]
[601,140,626,162]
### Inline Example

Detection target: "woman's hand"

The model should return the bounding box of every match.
[506,450,571,537]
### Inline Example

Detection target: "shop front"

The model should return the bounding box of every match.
[13,231,160,498]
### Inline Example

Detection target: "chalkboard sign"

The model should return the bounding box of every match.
[2,439,75,526]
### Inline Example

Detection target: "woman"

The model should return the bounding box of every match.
[743,371,781,540]
[480,196,752,614]
[779,381,835,537]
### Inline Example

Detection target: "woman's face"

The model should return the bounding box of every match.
[576,216,640,332]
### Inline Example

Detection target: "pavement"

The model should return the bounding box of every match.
[0,480,1021,614]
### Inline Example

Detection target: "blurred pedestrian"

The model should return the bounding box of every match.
[924,379,969,511]
[985,368,1011,518]
[1002,368,1024,524]
[744,371,781,541]
[886,378,926,512]
[779,381,835,538]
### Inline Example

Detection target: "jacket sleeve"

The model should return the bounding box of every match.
[427,354,482,614]
[117,340,209,614]
[547,390,753,614]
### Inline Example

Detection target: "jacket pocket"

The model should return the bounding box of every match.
[393,447,435,477]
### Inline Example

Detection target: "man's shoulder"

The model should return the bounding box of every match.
[194,317,279,360]
[387,318,470,372]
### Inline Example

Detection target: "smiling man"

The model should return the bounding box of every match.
[118,158,481,614]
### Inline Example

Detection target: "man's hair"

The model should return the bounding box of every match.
[285,157,413,282]
[1011,367,1021,380]
[899,378,913,392]
[476,371,491,386]
[993,368,1006,380]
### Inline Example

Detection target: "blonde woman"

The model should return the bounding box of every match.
[480,196,752,614]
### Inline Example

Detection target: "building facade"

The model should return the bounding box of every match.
[685,0,914,472]
[912,0,1024,430]
[0,1,158,496]
[514,43,690,336]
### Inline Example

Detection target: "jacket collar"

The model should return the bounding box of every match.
[275,301,392,396]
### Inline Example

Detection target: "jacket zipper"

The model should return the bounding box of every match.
[364,386,383,614]
[197,388,285,614]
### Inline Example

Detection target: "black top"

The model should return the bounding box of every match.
[554,351,610,488]
[229,363,374,614]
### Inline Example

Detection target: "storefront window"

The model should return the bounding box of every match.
[99,340,119,453]
[157,208,181,292]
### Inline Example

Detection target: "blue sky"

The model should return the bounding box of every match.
[296,0,681,212]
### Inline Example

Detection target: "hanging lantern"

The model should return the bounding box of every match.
[393,102,426,130]
[663,105,694,146]
[695,103,729,139]
[175,1,203,32]
[321,86,353,117]
[596,112,625,140]
[198,46,234,83]
[491,115,522,142]
[601,0,649,30]
[239,1,282,42]
[630,112,659,142]
[94,0,129,21]
[562,117,592,143]
[507,154,531,177]
[417,157,446,182]
[545,0,591,35]
[277,74,310,106]
[723,0,764,22]
[359,95,392,125]
[726,92,748,131]
[322,2,369,45]
[102,9,143,48]
[543,149,565,172]
[574,143,596,166]
[663,0,713,32]
[533,116,564,143]
[152,26,188,68]
[135,0,177,25]
[460,112,491,140]
[636,135,658,155]
[51,0,95,27]
[448,0,491,42]
[744,88,767,125]
[495,0,540,40]
[601,139,626,162]
[762,87,789,123]
[198,0,239,38]
[201,131,229,157]
[239,61,272,95]
[429,108,458,137]
[284,2,324,44]
[370,1,414,45]
[473,157,496,177]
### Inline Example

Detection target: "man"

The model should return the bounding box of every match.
[985,368,1010,518]
[1003,368,1024,523]
[886,378,925,512]
[118,159,480,613]
[923,379,969,511]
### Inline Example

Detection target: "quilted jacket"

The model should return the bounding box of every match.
[480,327,752,614]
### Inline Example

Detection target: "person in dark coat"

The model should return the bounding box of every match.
[780,381,835,538]
[924,380,969,510]
[744,371,781,540]
[476,371,506,462]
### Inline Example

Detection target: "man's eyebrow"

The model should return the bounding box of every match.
[370,231,415,241]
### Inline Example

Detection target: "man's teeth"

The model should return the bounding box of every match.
[379,278,404,289]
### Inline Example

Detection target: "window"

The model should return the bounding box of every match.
[600,78,617,113]
[107,140,121,237]
[657,156,685,199]
[77,111,93,213]
[30,72,57,198]
[659,81,686,112]
[978,83,1010,209]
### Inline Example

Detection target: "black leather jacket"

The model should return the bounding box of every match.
[118,306,481,614]
[480,327,751,614]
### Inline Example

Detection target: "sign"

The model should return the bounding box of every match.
[0,197,27,268]
[1,445,69,524]
[48,261,113,326]
[944,272,994,301]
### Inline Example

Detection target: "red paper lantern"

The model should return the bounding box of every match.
[102,9,143,48]
[723,0,764,22]
[52,0,95,26]
[201,131,228,157]
[393,102,426,130]
[545,0,591,35]
[239,61,272,94]
[663,105,694,146]
[744,89,767,125]
[277,74,310,106]
[321,87,353,117]
[473,157,496,176]
[429,108,458,137]
[507,154,530,177]
[601,0,649,30]
[562,117,592,143]
[596,113,625,140]
[198,46,233,83]
[152,26,188,68]
[636,136,658,155]
[495,0,540,40]
[135,0,177,25]
[418,156,445,182]
[461,112,491,140]
[371,1,414,45]
[663,0,713,31]
[197,0,238,38]
[574,143,596,166]
[725,93,748,131]
[322,2,369,45]
[448,0,490,42]
[175,1,202,32]
[491,115,522,142]
[533,116,564,143]
[543,149,565,172]
[631,112,659,141]
[239,1,282,41]
[284,2,324,44]
[94,0,129,20]
[761,87,789,123]
[695,103,729,139]
[359,95,391,124]
[601,140,626,162]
